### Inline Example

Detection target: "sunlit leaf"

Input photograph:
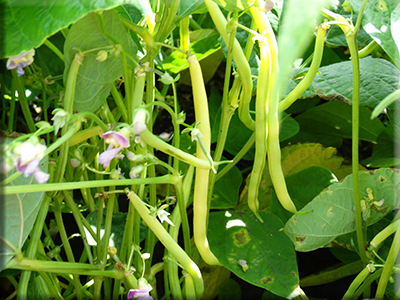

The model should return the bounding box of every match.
[284,168,400,252]
[1,0,145,58]
[63,9,137,113]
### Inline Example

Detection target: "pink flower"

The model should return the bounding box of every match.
[127,278,153,300]
[11,138,50,184]
[6,49,35,76]
[98,128,131,169]
[102,129,130,148]
[16,157,50,184]
[98,145,122,169]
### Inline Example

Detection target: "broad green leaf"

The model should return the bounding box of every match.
[270,166,338,223]
[177,0,205,19]
[1,156,48,271]
[361,125,400,167]
[350,0,400,68]
[277,0,328,87]
[211,164,242,209]
[64,9,137,113]
[283,57,400,108]
[163,34,222,74]
[208,211,299,298]
[284,168,400,252]
[1,0,144,58]
[28,272,52,300]
[294,100,385,143]
[35,32,65,78]
[212,0,261,12]
[86,209,148,250]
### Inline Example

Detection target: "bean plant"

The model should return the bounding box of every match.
[1,0,400,299]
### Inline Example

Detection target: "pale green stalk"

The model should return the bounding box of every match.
[2,175,179,194]
[127,190,204,299]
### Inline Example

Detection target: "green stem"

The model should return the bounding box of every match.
[52,58,81,188]
[370,219,400,250]
[17,195,52,298]
[7,258,124,278]
[375,221,400,299]
[342,266,371,299]
[44,39,64,61]
[54,193,83,300]
[357,40,378,59]
[370,89,400,119]
[208,13,239,202]
[346,33,368,265]
[127,190,204,299]
[3,175,179,194]
[215,132,255,182]
[62,190,94,264]
[111,85,128,123]
[140,130,218,170]
[11,69,36,132]
[300,260,364,287]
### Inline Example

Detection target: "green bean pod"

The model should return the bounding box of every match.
[247,6,271,222]
[187,53,219,266]
[252,7,299,214]
[203,0,255,131]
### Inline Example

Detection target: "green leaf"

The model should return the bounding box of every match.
[212,0,261,12]
[35,32,65,78]
[284,57,400,108]
[64,9,137,113]
[28,272,52,300]
[163,34,222,74]
[86,209,147,250]
[284,168,400,252]
[1,155,48,271]
[1,0,144,58]
[211,164,243,209]
[177,0,205,19]
[294,100,385,143]
[351,0,400,68]
[270,166,338,223]
[208,211,299,298]
[362,125,400,167]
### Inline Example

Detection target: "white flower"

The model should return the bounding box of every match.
[157,209,175,227]
[127,278,153,300]
[6,49,35,76]
[51,109,68,135]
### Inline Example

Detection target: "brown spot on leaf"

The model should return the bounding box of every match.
[261,277,274,284]
[295,236,306,243]
[233,228,250,247]
[327,207,333,216]
[291,272,297,278]
[379,175,386,182]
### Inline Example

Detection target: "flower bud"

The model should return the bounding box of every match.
[96,50,108,62]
